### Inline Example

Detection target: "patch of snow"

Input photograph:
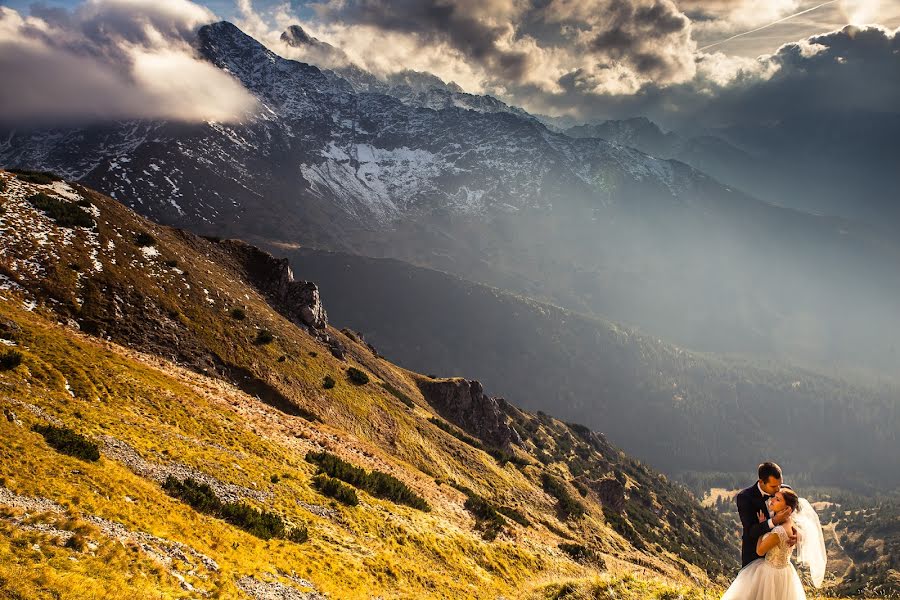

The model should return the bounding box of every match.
[141,246,160,259]
[44,181,82,202]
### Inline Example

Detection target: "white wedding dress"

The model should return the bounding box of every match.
[721,498,827,600]
[721,525,807,600]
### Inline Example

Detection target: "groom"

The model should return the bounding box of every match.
[736,461,797,567]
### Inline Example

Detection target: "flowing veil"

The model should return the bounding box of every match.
[794,498,827,587]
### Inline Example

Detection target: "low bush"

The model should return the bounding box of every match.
[135,232,156,247]
[463,493,505,541]
[9,168,62,184]
[230,307,246,320]
[0,350,23,371]
[287,525,308,544]
[220,502,285,540]
[559,542,594,562]
[254,329,274,345]
[311,474,359,506]
[32,424,100,462]
[306,451,429,511]
[346,367,369,385]
[541,473,585,520]
[322,375,335,389]
[381,382,415,408]
[162,476,289,540]
[28,193,95,228]
[497,505,530,527]
[430,417,528,467]
[64,534,88,552]
[430,417,484,450]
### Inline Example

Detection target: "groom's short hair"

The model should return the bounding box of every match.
[758,461,782,482]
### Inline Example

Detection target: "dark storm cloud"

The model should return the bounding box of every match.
[311,0,532,80]
[497,23,900,132]
[685,25,900,127]
[311,0,697,88]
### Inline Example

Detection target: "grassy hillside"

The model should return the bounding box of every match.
[0,169,749,598]
[265,247,900,493]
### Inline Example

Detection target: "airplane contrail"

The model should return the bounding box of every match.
[698,0,840,51]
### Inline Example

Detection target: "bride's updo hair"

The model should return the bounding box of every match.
[780,486,800,513]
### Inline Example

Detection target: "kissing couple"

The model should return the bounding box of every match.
[721,462,827,599]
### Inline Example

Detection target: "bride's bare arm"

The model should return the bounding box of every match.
[756,531,780,556]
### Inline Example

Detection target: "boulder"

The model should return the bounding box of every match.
[591,477,626,512]
[417,378,521,449]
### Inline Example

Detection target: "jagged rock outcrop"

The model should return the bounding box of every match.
[416,378,522,449]
[590,477,626,512]
[222,240,327,330]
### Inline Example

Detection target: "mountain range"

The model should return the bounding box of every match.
[2,21,898,379]
[561,114,900,234]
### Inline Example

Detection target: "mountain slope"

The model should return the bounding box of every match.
[268,246,900,492]
[0,169,739,598]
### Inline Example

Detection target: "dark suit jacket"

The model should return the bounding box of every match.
[736,483,773,567]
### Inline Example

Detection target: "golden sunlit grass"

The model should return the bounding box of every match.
[0,300,596,598]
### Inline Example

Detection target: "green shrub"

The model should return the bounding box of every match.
[162,476,221,514]
[230,307,246,320]
[497,505,530,527]
[305,451,429,511]
[430,417,484,450]
[429,417,528,467]
[64,534,88,552]
[559,542,594,562]
[135,232,156,247]
[220,502,285,540]
[463,493,505,541]
[541,473,585,519]
[162,476,288,540]
[28,193,95,228]
[32,424,100,462]
[573,480,589,497]
[0,350,23,371]
[312,474,359,506]
[164,259,179,268]
[255,329,274,345]
[346,367,369,385]
[270,474,280,484]
[381,382,415,408]
[9,168,62,185]
[308,351,318,357]
[287,526,308,544]
[323,375,335,389]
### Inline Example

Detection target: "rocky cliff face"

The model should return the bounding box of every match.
[416,378,522,449]
[220,240,328,330]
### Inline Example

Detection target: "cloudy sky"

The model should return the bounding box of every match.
[1,0,898,127]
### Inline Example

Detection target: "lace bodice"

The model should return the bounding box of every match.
[765,525,796,568]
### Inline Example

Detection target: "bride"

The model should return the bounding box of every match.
[722,487,827,599]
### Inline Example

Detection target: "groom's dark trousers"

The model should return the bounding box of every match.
[736,484,773,567]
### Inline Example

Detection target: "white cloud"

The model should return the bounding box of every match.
[0,0,258,124]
